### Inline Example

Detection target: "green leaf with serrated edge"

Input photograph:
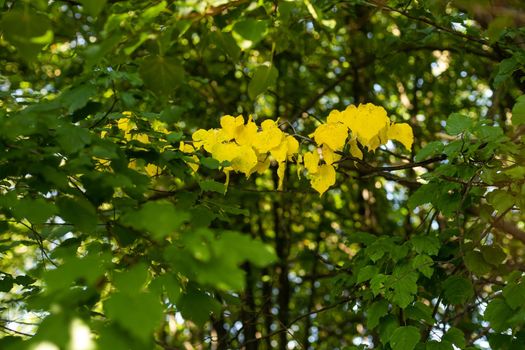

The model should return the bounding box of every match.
[464,250,492,275]
[411,235,440,256]
[445,113,473,135]
[389,326,420,350]
[484,299,513,332]
[503,283,525,310]
[412,255,434,278]
[443,276,473,304]
[414,141,444,162]
[512,95,525,125]
[357,265,379,284]
[248,65,278,100]
[120,201,190,239]
[139,55,185,95]
[443,327,466,348]
[0,10,53,61]
[367,299,388,329]
[199,179,226,194]
[481,245,506,266]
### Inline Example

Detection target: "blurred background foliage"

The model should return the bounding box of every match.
[0,0,525,349]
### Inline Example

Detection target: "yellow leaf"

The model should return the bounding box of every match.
[286,135,299,159]
[211,142,240,163]
[321,144,341,165]
[145,163,160,176]
[231,145,258,177]
[253,156,271,175]
[133,133,150,144]
[342,103,389,150]
[310,164,336,195]
[188,155,199,173]
[253,123,284,153]
[179,141,195,153]
[270,141,288,163]
[326,109,346,124]
[235,117,258,146]
[387,122,413,150]
[220,115,244,140]
[311,122,348,151]
[277,162,286,190]
[192,129,227,153]
[349,139,363,159]
[304,150,320,174]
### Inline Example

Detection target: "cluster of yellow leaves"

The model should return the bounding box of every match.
[186,104,413,196]
[186,115,299,189]
[305,103,413,194]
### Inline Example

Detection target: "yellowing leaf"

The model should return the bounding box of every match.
[179,141,195,153]
[220,115,244,140]
[321,144,341,165]
[145,163,160,176]
[211,142,240,163]
[286,135,299,159]
[192,129,227,153]
[349,139,363,159]
[235,118,258,146]
[188,155,199,173]
[253,124,283,153]
[342,104,389,150]
[311,122,348,151]
[270,141,288,163]
[387,123,414,150]
[310,164,336,195]
[253,156,271,175]
[231,145,258,176]
[133,133,150,144]
[304,150,320,174]
[277,162,286,190]
[326,109,346,124]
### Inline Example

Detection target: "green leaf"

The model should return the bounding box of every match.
[464,250,492,275]
[357,265,379,284]
[120,201,190,239]
[232,19,268,49]
[412,255,434,278]
[389,326,421,350]
[14,198,56,223]
[200,157,221,169]
[426,340,453,350]
[406,301,434,325]
[414,141,444,162]
[494,56,519,88]
[140,1,166,23]
[481,245,506,266]
[59,84,97,114]
[411,235,440,256]
[442,276,473,304]
[0,10,53,61]
[512,95,525,125]
[57,197,98,232]
[0,275,13,292]
[367,299,389,329]
[503,283,525,310]
[248,65,278,100]
[79,0,107,16]
[486,189,515,213]
[199,179,226,194]
[139,55,185,95]
[390,265,418,308]
[56,124,92,154]
[105,291,163,341]
[113,263,149,293]
[445,113,473,135]
[484,299,513,332]
[178,289,221,327]
[443,327,465,348]
[378,315,399,345]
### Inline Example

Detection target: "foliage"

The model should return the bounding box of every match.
[0,0,524,350]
